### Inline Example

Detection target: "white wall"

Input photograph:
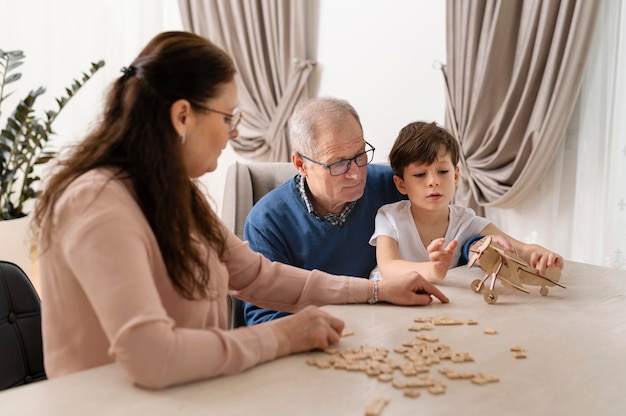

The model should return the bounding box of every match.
[0,0,183,149]
[209,0,447,215]
[0,0,183,274]
[315,0,447,159]
[0,0,445,216]
[7,1,604,268]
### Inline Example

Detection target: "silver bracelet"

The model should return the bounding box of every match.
[368,280,379,304]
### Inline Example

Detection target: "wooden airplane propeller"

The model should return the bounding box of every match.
[467,236,565,304]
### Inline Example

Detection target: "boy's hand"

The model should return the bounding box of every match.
[427,238,458,280]
[530,250,564,276]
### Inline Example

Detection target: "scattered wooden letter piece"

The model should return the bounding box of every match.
[450,352,474,363]
[433,317,463,326]
[408,324,433,332]
[416,334,439,342]
[471,374,500,385]
[428,383,447,395]
[392,379,408,389]
[403,388,422,398]
[378,373,394,383]
[439,366,483,381]
[483,328,497,335]
[306,358,333,369]
[512,351,527,359]
[400,365,418,376]
[465,319,478,325]
[510,346,525,352]
[342,329,355,337]
[365,397,390,416]
[406,376,436,388]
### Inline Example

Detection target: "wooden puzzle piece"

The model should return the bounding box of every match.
[468,236,565,303]
[307,315,507,408]
[365,397,389,416]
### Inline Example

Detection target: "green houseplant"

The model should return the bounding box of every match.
[0,49,105,220]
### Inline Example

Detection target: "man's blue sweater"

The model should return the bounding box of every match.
[242,164,404,325]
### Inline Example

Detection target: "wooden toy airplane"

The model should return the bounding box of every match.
[467,236,565,304]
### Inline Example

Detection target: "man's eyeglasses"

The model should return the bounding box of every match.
[193,104,243,132]
[298,142,375,176]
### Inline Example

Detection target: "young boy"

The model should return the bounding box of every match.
[369,121,564,282]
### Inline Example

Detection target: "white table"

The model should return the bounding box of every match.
[1,260,625,415]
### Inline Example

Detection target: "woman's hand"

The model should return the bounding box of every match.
[377,271,449,306]
[269,305,345,357]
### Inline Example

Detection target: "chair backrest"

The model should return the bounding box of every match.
[0,260,46,390]
[221,161,297,328]
[222,161,298,239]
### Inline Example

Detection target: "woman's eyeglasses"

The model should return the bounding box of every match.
[193,104,243,132]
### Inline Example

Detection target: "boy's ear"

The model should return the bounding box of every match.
[454,166,460,186]
[393,175,408,195]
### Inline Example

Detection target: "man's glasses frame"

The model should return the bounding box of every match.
[192,104,243,132]
[298,141,376,176]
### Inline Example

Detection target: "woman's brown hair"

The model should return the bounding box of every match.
[33,31,236,299]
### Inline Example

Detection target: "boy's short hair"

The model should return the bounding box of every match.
[389,121,460,178]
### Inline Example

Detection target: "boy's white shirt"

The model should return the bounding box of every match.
[368,200,489,280]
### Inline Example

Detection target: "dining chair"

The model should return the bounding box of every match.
[0,260,47,390]
[221,161,298,328]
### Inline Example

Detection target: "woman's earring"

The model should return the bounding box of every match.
[180,134,186,144]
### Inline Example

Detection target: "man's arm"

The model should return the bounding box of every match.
[458,235,484,266]
[243,303,290,325]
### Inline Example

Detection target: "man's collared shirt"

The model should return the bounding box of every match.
[295,174,356,227]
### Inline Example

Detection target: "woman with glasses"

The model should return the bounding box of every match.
[32,32,448,390]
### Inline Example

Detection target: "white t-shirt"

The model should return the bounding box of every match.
[368,200,490,280]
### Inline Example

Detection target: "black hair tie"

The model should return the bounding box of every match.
[120,66,136,80]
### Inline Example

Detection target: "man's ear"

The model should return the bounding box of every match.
[170,99,192,137]
[393,175,408,195]
[292,152,307,176]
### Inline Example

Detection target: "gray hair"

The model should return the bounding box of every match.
[289,97,363,158]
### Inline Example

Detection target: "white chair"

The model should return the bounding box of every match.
[222,161,297,239]
[221,161,298,327]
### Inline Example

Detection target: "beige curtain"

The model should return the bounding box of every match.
[443,0,600,213]
[178,0,315,161]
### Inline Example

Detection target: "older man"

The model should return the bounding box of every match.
[243,97,461,325]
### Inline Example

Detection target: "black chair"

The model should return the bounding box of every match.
[0,260,46,390]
